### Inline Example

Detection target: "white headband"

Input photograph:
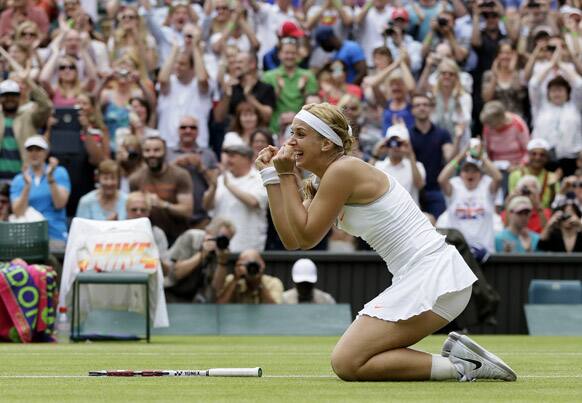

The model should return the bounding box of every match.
[295,109,349,147]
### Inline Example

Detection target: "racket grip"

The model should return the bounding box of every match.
[208,367,262,377]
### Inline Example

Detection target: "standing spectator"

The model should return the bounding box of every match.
[262,20,308,72]
[438,148,503,261]
[481,41,528,118]
[127,97,159,141]
[262,39,318,134]
[305,0,352,39]
[508,139,559,209]
[129,136,193,245]
[76,159,127,221]
[317,61,363,105]
[249,0,300,62]
[282,258,336,304]
[216,249,283,304]
[0,0,49,47]
[503,175,552,234]
[480,100,530,169]
[39,48,96,107]
[495,196,540,253]
[0,77,52,183]
[214,51,276,126]
[203,140,268,252]
[10,136,70,248]
[370,124,425,205]
[249,128,275,161]
[167,115,218,229]
[354,0,393,66]
[157,30,211,149]
[314,26,367,85]
[108,5,158,75]
[429,58,472,149]
[538,201,582,252]
[408,92,460,218]
[406,0,443,42]
[209,6,260,57]
[422,10,469,65]
[383,8,423,75]
[140,0,196,67]
[223,102,266,145]
[531,75,582,177]
[380,69,415,135]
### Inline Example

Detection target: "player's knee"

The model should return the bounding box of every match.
[330,350,360,381]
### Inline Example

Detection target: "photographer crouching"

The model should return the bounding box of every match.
[164,218,235,303]
[216,249,283,304]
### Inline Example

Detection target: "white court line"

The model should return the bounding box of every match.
[1,351,581,356]
[1,374,582,379]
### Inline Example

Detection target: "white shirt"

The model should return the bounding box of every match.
[355,5,393,66]
[211,169,268,252]
[255,3,297,62]
[532,102,582,159]
[444,176,496,252]
[157,75,214,149]
[375,158,426,205]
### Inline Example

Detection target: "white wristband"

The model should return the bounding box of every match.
[260,167,280,186]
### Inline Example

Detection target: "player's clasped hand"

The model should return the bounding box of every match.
[273,144,296,174]
[255,146,278,171]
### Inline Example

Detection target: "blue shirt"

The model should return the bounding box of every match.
[334,40,366,84]
[76,189,128,221]
[10,165,71,241]
[408,123,452,191]
[382,103,414,137]
[495,229,540,253]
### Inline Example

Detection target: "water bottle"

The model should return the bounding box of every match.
[56,306,70,343]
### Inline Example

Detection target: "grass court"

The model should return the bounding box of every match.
[1,335,581,402]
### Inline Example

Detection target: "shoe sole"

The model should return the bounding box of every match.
[442,331,517,381]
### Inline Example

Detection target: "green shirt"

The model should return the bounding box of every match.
[0,117,22,181]
[262,66,318,134]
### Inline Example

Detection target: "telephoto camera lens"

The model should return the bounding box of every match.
[215,235,230,250]
[245,262,260,276]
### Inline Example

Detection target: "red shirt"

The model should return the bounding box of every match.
[483,113,530,166]
[501,207,551,234]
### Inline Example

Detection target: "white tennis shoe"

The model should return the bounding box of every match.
[442,331,517,382]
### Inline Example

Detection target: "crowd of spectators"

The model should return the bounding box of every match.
[0,0,581,304]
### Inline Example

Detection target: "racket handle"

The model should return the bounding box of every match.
[208,367,262,377]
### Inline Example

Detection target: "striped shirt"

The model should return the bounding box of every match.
[0,118,22,181]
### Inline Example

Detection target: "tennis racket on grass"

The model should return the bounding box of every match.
[88,368,262,377]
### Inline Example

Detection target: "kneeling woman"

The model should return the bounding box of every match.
[255,103,516,382]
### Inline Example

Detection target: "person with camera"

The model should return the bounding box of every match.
[168,115,218,229]
[216,249,283,304]
[421,10,469,65]
[164,217,235,303]
[370,123,425,205]
[538,199,582,253]
[495,196,540,253]
[382,8,422,75]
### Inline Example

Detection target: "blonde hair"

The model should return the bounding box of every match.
[97,159,120,178]
[126,191,150,210]
[434,58,464,97]
[205,217,236,237]
[300,103,354,199]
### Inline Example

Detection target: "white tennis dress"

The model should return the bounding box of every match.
[337,173,477,322]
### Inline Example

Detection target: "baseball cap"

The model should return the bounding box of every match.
[0,79,20,95]
[527,138,550,152]
[385,124,409,141]
[314,26,335,45]
[24,135,49,150]
[278,21,305,38]
[222,133,253,158]
[391,8,409,21]
[561,6,582,18]
[507,196,533,213]
[460,156,483,170]
[292,258,317,283]
[532,25,553,39]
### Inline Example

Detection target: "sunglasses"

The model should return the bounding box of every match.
[529,151,547,157]
[121,14,137,20]
[483,12,499,18]
[59,65,76,71]
[129,207,148,213]
[281,37,298,45]
[215,5,230,10]
[513,209,532,216]
[180,125,198,130]
[22,32,37,38]
[572,181,582,188]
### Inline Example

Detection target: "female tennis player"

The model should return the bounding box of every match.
[256,103,516,382]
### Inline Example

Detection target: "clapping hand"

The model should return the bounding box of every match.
[46,157,59,179]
